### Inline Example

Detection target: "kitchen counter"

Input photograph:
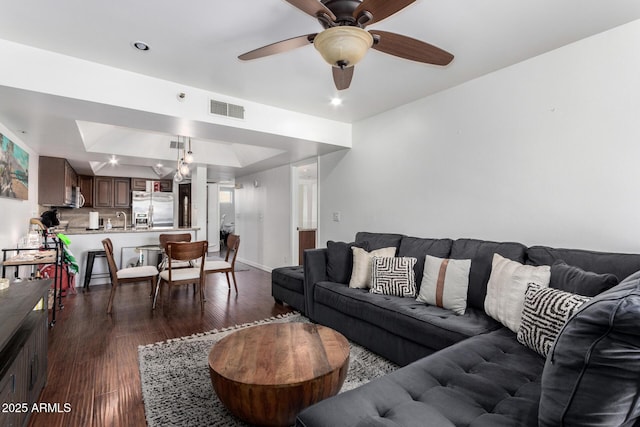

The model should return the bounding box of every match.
[62,228,202,287]
[61,226,200,235]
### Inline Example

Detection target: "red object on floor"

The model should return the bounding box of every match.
[39,264,77,295]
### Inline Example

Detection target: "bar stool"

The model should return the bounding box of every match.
[84,249,109,289]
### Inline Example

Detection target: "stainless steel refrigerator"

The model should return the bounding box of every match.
[131,191,174,228]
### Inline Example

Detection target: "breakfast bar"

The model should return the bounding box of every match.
[64,227,200,287]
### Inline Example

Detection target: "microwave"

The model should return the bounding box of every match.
[71,187,85,208]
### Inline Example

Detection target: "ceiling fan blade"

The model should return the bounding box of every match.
[332,66,354,90]
[284,0,336,21]
[370,30,454,65]
[354,0,415,26]
[238,34,316,61]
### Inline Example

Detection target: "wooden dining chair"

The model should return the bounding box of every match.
[158,233,192,270]
[153,240,208,311]
[102,238,159,314]
[203,234,240,293]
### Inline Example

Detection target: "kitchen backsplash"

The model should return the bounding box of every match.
[39,206,132,229]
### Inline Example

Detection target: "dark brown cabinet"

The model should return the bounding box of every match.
[0,280,49,427]
[94,177,130,208]
[131,178,147,191]
[94,177,113,208]
[131,178,173,192]
[78,175,94,208]
[159,180,173,192]
[38,156,78,206]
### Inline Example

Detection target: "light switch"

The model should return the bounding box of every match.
[332,212,341,222]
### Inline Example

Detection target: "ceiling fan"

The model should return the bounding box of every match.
[238,0,454,90]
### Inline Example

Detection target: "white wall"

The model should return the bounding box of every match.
[235,165,291,271]
[319,20,640,253]
[0,122,39,252]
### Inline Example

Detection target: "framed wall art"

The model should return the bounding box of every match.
[0,133,29,200]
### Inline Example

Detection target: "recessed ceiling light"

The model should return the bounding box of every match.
[156,163,163,168]
[330,97,342,106]
[131,41,150,51]
[109,156,118,165]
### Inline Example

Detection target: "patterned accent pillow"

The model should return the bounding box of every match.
[517,283,590,357]
[416,255,471,315]
[369,257,417,297]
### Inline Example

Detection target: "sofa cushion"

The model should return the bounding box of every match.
[517,283,590,357]
[450,239,528,310]
[539,272,640,427]
[355,232,404,252]
[526,245,640,284]
[397,237,453,289]
[485,254,551,333]
[271,266,304,293]
[370,257,417,297]
[549,260,618,297]
[417,256,471,315]
[297,328,544,427]
[326,240,368,284]
[314,281,501,352]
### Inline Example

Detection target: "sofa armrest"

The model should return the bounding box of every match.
[303,248,328,321]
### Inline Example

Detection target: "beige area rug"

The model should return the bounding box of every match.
[138,312,398,426]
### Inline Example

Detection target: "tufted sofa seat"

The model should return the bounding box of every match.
[297,328,544,427]
[271,265,305,313]
[314,281,500,364]
[296,232,640,426]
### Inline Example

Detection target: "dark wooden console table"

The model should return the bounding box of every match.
[0,279,49,427]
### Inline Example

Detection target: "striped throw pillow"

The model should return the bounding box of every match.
[416,255,471,315]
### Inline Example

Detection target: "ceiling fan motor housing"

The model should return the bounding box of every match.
[321,0,363,25]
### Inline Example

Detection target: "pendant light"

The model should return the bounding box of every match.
[184,137,194,164]
[173,138,183,183]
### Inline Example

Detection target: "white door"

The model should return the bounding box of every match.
[207,184,220,253]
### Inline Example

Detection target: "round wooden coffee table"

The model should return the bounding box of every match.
[208,322,350,427]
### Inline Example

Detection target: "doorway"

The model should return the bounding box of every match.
[218,185,236,253]
[292,160,318,265]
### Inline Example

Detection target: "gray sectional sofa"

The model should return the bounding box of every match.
[295,232,640,427]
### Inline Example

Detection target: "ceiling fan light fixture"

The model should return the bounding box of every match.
[314,26,373,68]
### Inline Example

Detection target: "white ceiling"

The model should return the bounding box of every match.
[1,0,639,180]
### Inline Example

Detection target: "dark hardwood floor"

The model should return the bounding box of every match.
[28,264,294,427]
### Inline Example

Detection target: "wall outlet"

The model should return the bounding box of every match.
[332,212,341,222]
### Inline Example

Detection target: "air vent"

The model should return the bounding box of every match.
[169,140,185,150]
[210,99,245,119]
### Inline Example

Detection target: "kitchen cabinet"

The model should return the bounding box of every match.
[131,178,173,192]
[38,156,78,206]
[131,178,147,191]
[94,177,131,208]
[0,280,49,427]
[159,180,173,192]
[78,175,94,208]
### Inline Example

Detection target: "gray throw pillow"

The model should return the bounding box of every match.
[539,272,640,426]
[326,240,368,284]
[550,260,618,297]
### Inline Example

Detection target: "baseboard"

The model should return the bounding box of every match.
[237,257,273,273]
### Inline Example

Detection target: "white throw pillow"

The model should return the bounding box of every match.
[349,246,397,289]
[484,253,551,332]
[416,255,471,315]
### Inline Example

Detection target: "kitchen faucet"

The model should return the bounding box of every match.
[116,211,127,230]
